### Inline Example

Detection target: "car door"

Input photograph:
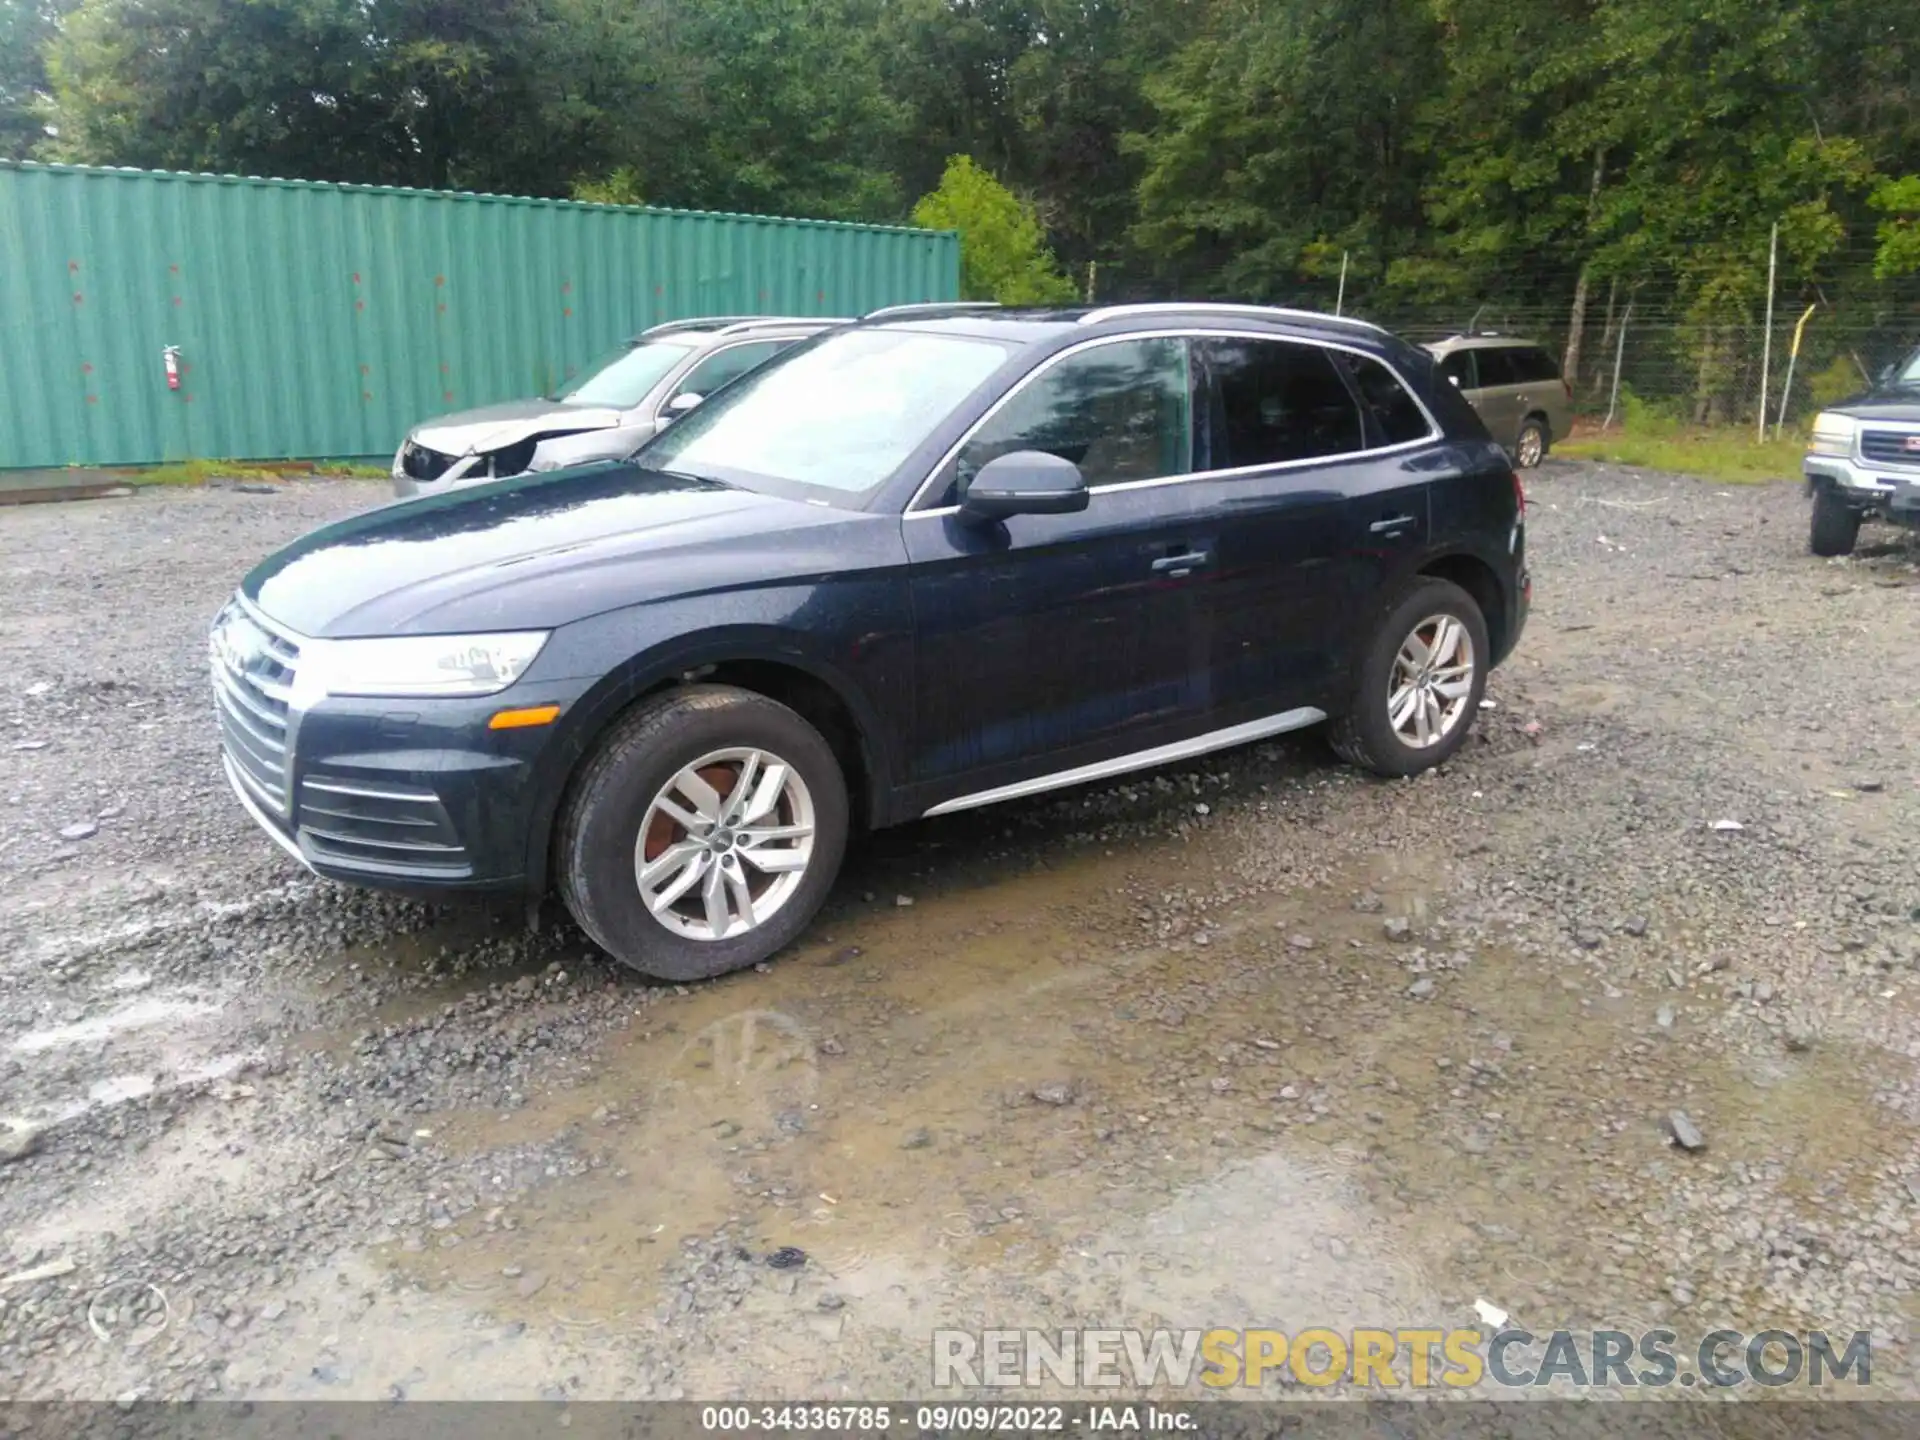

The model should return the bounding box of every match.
[1469,346,1523,450]
[1179,337,1434,720]
[1508,346,1566,440]
[901,336,1212,803]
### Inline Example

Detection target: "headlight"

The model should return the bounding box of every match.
[1807,412,1857,457]
[301,632,549,698]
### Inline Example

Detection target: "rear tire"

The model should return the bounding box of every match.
[1809,487,1860,557]
[1515,418,1548,469]
[557,685,849,981]
[1329,577,1490,778]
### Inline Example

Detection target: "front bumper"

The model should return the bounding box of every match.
[1804,455,1920,517]
[211,601,590,894]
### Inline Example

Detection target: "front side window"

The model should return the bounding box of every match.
[641,327,1015,497]
[1439,351,1476,390]
[1197,338,1363,467]
[1335,352,1432,446]
[952,338,1194,498]
[672,339,791,403]
[553,338,697,407]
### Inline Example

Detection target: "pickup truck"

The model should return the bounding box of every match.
[1804,345,1920,556]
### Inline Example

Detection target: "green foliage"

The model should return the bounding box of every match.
[1870,175,1920,278]
[572,168,646,207]
[0,0,70,159]
[129,459,381,486]
[17,0,1920,360]
[1556,427,1809,483]
[911,155,1075,304]
[1807,354,1867,407]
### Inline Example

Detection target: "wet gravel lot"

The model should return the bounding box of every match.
[2,467,1918,1404]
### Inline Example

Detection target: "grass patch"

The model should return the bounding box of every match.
[126,458,388,487]
[1558,426,1807,484]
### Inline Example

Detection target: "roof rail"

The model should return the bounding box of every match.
[862,301,1003,320]
[711,316,849,336]
[1077,302,1386,335]
[641,315,766,337]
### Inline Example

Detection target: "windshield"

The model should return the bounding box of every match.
[640,328,1016,496]
[1895,347,1920,387]
[552,337,696,407]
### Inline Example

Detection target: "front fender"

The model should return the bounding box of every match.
[519,605,912,894]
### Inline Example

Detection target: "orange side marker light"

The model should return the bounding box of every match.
[489,704,561,730]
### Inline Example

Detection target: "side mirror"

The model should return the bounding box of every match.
[958,450,1089,522]
[666,391,704,417]
[1447,374,1462,388]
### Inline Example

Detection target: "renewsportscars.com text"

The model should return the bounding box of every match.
[931,1327,1873,1390]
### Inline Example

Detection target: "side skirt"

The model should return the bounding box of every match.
[921,707,1327,818]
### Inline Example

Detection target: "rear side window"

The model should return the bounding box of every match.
[1471,348,1516,387]
[1197,338,1362,468]
[955,337,1193,491]
[1334,353,1432,446]
[1508,347,1561,384]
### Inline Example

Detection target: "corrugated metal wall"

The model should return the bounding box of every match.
[0,162,960,470]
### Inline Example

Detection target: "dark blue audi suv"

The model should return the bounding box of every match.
[209,301,1530,979]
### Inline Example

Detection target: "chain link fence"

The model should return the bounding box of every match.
[1101,245,1918,437]
[1375,302,1914,435]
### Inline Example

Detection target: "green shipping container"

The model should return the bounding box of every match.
[0,162,960,471]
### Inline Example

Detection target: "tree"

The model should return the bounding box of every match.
[1127,0,1440,300]
[1870,175,1920,277]
[0,0,71,159]
[912,155,1076,303]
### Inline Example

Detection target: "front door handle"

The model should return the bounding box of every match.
[1152,550,1211,576]
[1370,515,1418,536]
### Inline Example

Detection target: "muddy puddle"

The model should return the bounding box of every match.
[352,807,1895,1398]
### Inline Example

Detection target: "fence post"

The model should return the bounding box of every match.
[1774,303,1817,439]
[1604,299,1633,431]
[1756,221,1778,443]
[1335,251,1348,316]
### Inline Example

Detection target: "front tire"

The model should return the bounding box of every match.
[1329,577,1490,778]
[557,685,849,981]
[1809,486,1860,557]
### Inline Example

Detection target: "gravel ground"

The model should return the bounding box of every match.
[1,466,1917,1404]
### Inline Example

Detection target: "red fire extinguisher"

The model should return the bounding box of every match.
[163,344,182,391]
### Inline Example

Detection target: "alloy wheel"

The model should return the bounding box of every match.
[1388,614,1477,749]
[634,747,816,941]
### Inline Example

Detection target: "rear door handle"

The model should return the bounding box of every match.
[1370,515,1418,536]
[1151,550,1211,576]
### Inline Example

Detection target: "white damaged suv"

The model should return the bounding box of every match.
[391,316,841,497]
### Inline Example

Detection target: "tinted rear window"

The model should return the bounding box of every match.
[1335,353,1431,445]
[1508,347,1561,383]
[1197,338,1362,467]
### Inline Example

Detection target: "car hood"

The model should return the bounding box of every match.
[242,464,859,638]
[1827,379,1920,423]
[409,398,628,457]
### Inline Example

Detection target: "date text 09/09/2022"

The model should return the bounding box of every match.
[700,1405,1194,1433]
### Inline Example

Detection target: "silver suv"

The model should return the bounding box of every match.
[1423,335,1573,468]
[392,316,843,497]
